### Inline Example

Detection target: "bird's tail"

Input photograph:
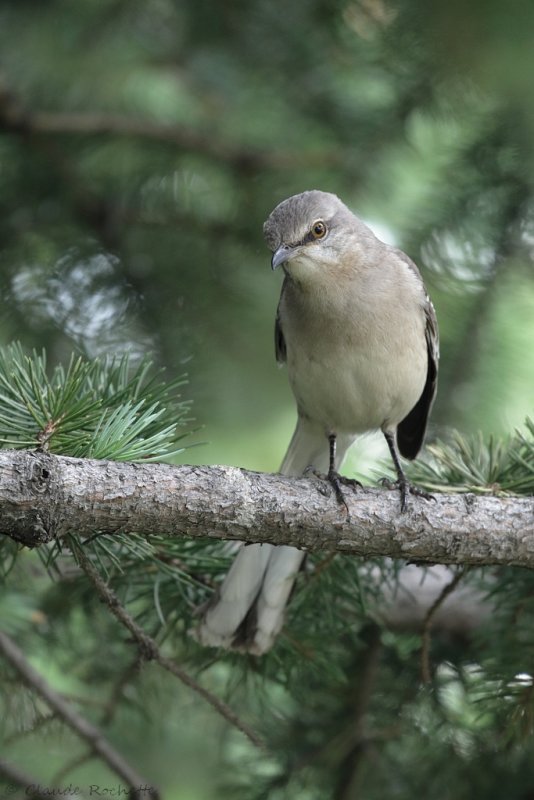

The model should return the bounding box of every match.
[193,419,354,654]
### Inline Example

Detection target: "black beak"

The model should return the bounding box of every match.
[271,244,293,270]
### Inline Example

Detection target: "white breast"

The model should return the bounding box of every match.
[281,257,428,436]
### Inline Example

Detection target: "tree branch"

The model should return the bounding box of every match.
[0,80,339,172]
[0,450,532,568]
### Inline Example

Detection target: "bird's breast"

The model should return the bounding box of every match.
[280,278,428,434]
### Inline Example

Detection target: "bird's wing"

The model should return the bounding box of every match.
[274,279,287,364]
[395,252,439,460]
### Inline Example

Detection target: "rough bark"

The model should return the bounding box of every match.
[0,449,532,568]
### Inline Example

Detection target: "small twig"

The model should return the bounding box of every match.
[37,416,63,452]
[101,655,142,726]
[310,552,337,578]
[51,751,95,788]
[0,631,157,800]
[60,693,108,709]
[72,541,268,753]
[420,567,470,683]
[2,710,56,746]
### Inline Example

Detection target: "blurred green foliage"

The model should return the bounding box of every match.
[0,0,533,471]
[0,0,533,798]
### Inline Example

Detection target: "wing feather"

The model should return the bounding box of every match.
[394,250,439,460]
[397,299,439,459]
[274,279,287,364]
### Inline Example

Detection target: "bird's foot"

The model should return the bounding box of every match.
[328,471,363,509]
[306,466,362,512]
[380,476,434,513]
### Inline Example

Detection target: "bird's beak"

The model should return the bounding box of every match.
[271,244,293,270]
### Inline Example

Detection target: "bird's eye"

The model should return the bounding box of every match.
[311,221,327,239]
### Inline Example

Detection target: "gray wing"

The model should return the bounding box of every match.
[274,279,287,364]
[395,251,439,460]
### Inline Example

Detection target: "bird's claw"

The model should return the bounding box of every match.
[305,465,362,511]
[380,476,435,512]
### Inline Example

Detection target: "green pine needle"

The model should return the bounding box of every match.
[407,420,534,496]
[0,343,192,461]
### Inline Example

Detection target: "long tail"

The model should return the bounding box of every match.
[194,419,354,654]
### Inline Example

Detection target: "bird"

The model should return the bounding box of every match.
[194,189,439,655]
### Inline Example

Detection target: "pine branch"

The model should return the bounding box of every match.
[0,449,532,568]
[72,541,267,752]
[0,630,157,800]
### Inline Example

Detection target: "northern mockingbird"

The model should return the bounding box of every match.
[195,190,439,654]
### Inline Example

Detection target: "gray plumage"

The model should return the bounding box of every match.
[195,189,439,654]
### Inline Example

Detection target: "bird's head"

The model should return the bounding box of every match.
[263,190,373,281]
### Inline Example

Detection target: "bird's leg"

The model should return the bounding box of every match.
[305,434,361,509]
[312,433,362,509]
[382,431,433,512]
[327,433,345,501]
